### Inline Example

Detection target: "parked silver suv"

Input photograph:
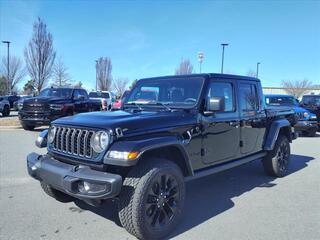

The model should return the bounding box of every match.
[0,96,10,117]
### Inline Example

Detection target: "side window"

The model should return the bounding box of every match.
[80,90,88,99]
[207,82,234,112]
[73,90,81,99]
[239,83,259,112]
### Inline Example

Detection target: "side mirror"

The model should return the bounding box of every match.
[76,95,85,101]
[209,96,225,111]
[203,97,225,116]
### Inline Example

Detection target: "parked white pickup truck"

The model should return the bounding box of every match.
[88,91,115,110]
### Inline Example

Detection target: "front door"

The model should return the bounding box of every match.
[202,80,241,165]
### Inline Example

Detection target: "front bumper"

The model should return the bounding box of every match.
[19,111,62,126]
[294,120,318,132]
[27,152,122,200]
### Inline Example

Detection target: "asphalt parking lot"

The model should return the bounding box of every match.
[0,129,319,240]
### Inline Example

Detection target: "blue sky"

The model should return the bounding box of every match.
[0,0,319,90]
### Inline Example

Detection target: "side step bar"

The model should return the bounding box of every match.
[185,152,267,182]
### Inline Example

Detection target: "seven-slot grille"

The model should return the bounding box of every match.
[52,126,95,158]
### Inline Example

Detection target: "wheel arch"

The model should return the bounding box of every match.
[264,119,292,151]
[104,136,194,177]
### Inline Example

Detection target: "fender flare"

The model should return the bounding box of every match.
[264,119,292,151]
[103,135,194,176]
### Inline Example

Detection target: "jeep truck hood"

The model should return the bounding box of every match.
[52,110,196,136]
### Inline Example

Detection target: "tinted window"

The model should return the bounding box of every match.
[265,96,298,106]
[239,83,259,111]
[39,88,73,98]
[89,92,98,98]
[302,96,320,105]
[89,92,110,99]
[79,89,88,99]
[207,82,234,112]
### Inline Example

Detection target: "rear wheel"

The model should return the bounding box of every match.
[118,159,185,240]
[21,122,35,131]
[262,135,290,177]
[40,182,73,202]
[2,105,10,116]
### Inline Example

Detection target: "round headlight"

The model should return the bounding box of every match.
[303,112,309,118]
[48,126,56,143]
[91,131,110,153]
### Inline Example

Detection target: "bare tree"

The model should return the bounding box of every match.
[282,79,313,98]
[24,17,56,93]
[1,56,26,92]
[96,57,112,91]
[175,58,193,75]
[113,78,129,97]
[246,69,256,77]
[52,57,71,87]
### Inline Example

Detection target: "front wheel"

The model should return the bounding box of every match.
[118,159,185,240]
[262,135,291,177]
[2,105,10,116]
[21,122,35,131]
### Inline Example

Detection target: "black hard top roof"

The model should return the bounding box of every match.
[140,73,259,82]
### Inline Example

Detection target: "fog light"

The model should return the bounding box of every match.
[78,181,108,194]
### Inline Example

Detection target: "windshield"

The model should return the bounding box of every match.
[39,88,73,98]
[125,77,204,108]
[303,96,320,106]
[89,92,110,98]
[265,96,298,106]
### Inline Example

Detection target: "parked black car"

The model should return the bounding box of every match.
[13,96,33,111]
[19,87,101,130]
[4,95,20,108]
[27,74,297,239]
[300,95,320,130]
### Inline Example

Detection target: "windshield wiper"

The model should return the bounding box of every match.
[124,102,143,111]
[149,102,172,111]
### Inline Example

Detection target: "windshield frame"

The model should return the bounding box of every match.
[123,76,206,110]
[39,88,73,98]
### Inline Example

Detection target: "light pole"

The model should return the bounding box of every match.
[220,43,228,74]
[256,62,260,78]
[95,60,98,91]
[2,41,11,95]
[198,52,204,73]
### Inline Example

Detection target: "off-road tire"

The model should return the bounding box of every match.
[21,122,35,131]
[40,181,73,203]
[262,135,290,177]
[118,159,185,240]
[2,105,10,116]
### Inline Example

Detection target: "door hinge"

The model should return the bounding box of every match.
[240,141,244,147]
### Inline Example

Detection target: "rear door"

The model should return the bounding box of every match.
[238,81,266,155]
[201,79,241,165]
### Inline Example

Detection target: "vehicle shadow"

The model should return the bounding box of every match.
[73,154,314,238]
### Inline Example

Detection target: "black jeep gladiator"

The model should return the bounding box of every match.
[19,87,101,130]
[27,74,297,239]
